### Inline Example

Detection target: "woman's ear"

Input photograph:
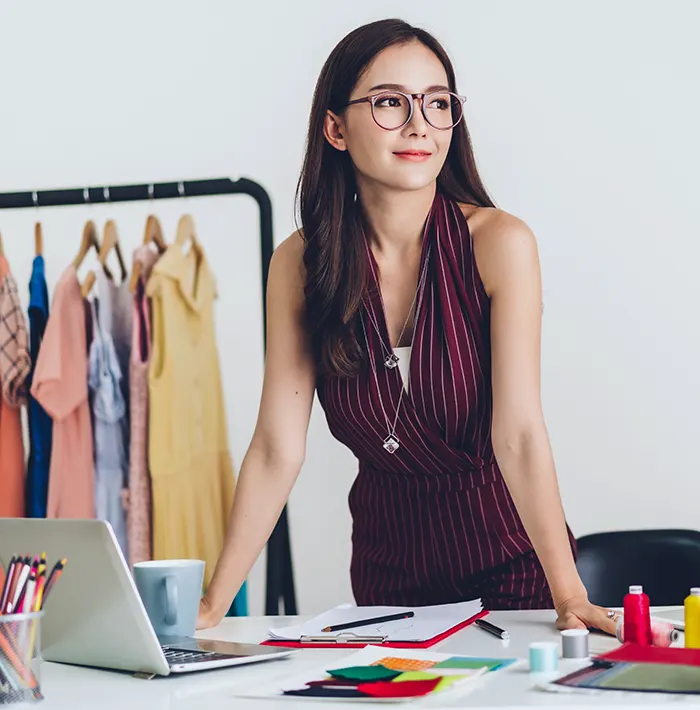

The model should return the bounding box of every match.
[323,110,347,151]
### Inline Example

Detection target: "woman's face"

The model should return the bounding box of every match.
[325,41,455,193]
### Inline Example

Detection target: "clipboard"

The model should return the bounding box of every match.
[261,608,488,649]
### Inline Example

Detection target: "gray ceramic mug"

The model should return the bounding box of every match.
[133,560,205,637]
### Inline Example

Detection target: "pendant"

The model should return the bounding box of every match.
[383,435,400,454]
[384,353,400,369]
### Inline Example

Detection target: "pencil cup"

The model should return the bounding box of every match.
[0,611,44,704]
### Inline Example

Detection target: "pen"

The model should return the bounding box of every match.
[475,618,510,640]
[322,611,415,633]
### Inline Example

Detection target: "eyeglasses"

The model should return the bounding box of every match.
[345,90,466,131]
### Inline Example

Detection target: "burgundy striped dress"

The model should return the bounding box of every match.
[316,191,573,610]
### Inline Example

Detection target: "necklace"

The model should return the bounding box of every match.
[363,240,432,370]
[360,315,405,453]
[359,246,432,454]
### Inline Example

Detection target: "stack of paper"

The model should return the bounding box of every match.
[267,599,483,645]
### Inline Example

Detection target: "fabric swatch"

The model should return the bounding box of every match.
[598,644,700,667]
[434,656,514,671]
[329,665,401,682]
[358,677,441,698]
[372,656,437,672]
[393,670,464,693]
[307,678,361,688]
[283,686,366,698]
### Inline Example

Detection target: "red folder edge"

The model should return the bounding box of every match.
[260,608,489,649]
[596,643,700,667]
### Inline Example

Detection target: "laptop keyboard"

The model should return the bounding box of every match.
[161,646,232,665]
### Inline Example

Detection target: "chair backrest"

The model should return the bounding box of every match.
[576,529,700,607]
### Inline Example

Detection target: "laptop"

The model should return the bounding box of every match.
[0,519,295,676]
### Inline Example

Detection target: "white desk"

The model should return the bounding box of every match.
[38,609,699,709]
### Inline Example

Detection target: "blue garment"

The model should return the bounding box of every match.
[26,256,53,518]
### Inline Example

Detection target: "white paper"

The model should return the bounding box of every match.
[268,599,483,643]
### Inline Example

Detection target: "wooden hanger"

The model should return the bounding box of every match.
[74,220,101,269]
[175,214,203,257]
[99,219,128,283]
[34,223,43,256]
[75,219,108,298]
[81,271,96,298]
[129,215,167,293]
[144,214,167,252]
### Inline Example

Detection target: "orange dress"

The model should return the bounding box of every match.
[0,255,30,517]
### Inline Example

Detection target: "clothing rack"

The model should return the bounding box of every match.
[0,176,297,616]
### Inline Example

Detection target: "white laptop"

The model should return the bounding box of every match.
[0,519,295,676]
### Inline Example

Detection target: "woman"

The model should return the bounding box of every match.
[197,18,617,634]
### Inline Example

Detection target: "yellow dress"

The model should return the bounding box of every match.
[147,243,235,587]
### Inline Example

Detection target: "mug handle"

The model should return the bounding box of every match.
[164,575,178,626]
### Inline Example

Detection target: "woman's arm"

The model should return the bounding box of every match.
[471,209,616,635]
[198,231,316,628]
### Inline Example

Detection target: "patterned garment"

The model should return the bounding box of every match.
[0,267,31,407]
[26,255,53,518]
[126,246,159,566]
[316,190,575,609]
[0,255,29,517]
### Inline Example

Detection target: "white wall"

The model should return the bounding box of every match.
[0,0,698,616]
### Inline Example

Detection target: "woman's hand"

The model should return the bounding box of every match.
[196,595,225,631]
[555,594,618,636]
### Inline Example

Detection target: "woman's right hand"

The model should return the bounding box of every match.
[196,595,224,630]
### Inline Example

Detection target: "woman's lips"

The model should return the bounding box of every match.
[393,151,432,162]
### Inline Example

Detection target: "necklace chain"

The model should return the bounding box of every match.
[360,243,432,453]
[363,240,432,369]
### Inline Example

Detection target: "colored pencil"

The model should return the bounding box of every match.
[0,556,16,613]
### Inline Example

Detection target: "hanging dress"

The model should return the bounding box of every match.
[0,255,30,517]
[126,246,159,566]
[32,266,94,519]
[146,242,236,587]
[26,255,52,518]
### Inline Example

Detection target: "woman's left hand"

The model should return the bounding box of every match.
[555,595,618,636]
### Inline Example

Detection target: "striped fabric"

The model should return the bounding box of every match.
[317,191,575,610]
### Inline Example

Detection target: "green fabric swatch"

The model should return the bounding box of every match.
[434,657,510,671]
[328,665,401,682]
[394,671,464,693]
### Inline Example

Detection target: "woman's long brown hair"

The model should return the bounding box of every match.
[297,18,496,378]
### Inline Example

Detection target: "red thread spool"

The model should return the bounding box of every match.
[623,585,652,645]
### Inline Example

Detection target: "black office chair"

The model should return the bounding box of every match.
[576,529,700,607]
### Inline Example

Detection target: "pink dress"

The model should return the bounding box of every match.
[32,266,95,518]
[126,246,159,566]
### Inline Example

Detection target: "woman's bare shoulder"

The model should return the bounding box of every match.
[457,204,538,295]
[270,229,306,286]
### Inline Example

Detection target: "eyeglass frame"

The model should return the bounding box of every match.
[344,90,467,131]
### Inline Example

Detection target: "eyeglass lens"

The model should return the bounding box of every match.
[371,92,463,130]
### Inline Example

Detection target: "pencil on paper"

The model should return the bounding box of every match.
[322,611,415,633]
